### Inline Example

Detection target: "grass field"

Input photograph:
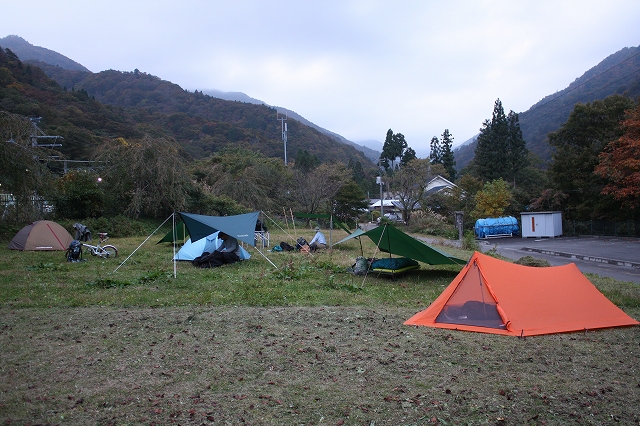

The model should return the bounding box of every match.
[1,224,639,425]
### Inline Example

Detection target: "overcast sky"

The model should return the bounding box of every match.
[2,1,639,155]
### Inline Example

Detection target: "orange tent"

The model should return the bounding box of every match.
[8,220,74,251]
[405,251,639,336]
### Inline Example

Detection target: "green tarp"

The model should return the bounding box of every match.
[157,220,189,244]
[335,224,467,265]
[179,211,260,246]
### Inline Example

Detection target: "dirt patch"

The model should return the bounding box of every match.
[1,306,639,425]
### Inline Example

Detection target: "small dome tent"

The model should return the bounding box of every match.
[8,220,74,251]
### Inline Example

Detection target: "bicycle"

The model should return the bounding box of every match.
[81,232,118,258]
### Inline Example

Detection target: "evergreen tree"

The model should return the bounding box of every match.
[440,129,457,181]
[400,147,417,166]
[347,159,376,196]
[380,129,407,171]
[473,99,509,182]
[333,180,369,228]
[505,111,528,186]
[429,136,442,164]
[472,99,528,186]
[294,149,320,173]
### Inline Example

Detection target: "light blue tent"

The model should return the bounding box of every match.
[174,231,250,261]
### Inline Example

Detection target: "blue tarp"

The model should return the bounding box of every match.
[180,211,259,246]
[474,216,519,238]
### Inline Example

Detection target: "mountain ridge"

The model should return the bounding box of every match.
[0,44,375,171]
[0,36,380,162]
[454,45,640,170]
[202,89,381,162]
[0,35,90,72]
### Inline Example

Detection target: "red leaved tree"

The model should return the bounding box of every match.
[595,103,640,210]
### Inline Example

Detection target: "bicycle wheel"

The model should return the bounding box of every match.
[100,245,118,258]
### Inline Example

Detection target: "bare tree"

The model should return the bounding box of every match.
[0,112,56,222]
[288,162,350,215]
[94,135,191,218]
[391,159,447,224]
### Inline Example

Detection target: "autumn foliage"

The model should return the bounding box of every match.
[595,104,640,209]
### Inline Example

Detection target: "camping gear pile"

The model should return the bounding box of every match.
[270,238,309,253]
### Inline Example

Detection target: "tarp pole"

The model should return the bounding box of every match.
[114,214,174,273]
[290,208,297,239]
[172,212,177,278]
[254,246,278,268]
[283,207,289,233]
[360,224,386,287]
[329,215,333,248]
[477,260,488,319]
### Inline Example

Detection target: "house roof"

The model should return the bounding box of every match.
[426,175,456,191]
[369,199,398,208]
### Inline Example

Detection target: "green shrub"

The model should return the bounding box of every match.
[514,256,551,267]
[462,230,480,251]
[406,209,457,238]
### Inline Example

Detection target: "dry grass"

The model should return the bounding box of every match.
[2,306,639,425]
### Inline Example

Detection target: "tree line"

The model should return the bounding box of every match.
[372,94,639,232]
[2,40,639,233]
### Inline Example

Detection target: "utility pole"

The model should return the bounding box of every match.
[376,176,384,218]
[277,111,288,165]
[29,117,62,148]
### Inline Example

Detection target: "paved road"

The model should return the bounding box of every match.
[477,236,640,284]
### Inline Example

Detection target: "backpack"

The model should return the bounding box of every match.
[349,256,370,275]
[66,240,83,262]
[295,237,308,251]
[279,241,294,251]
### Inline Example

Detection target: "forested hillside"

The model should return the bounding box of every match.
[0,38,373,167]
[454,45,640,170]
[37,63,373,165]
[1,36,383,163]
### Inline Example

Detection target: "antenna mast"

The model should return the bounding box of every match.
[277,111,288,165]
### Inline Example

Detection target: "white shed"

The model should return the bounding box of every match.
[520,211,562,238]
